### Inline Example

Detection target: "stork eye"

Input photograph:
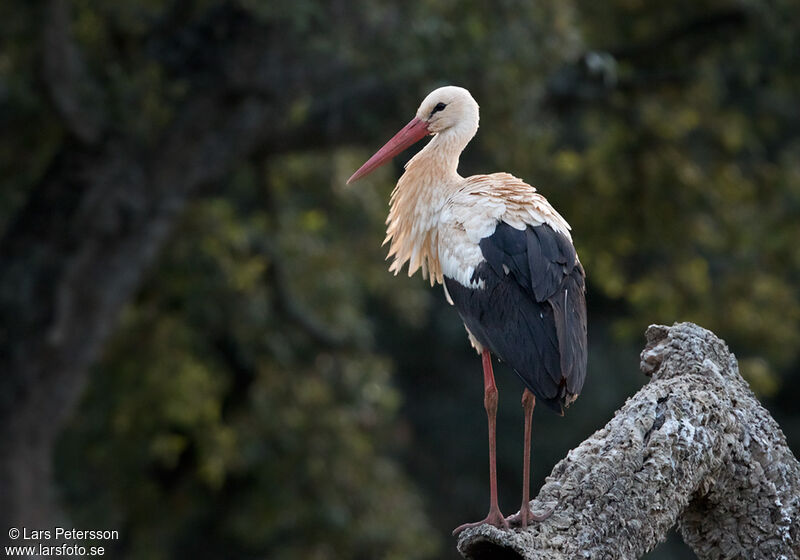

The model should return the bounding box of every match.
[430,102,447,117]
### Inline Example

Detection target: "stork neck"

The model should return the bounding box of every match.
[405,129,468,183]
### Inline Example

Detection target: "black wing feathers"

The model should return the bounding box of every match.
[445,222,587,414]
[446,274,563,411]
[547,263,587,396]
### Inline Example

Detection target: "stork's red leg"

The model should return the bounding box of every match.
[507,389,553,528]
[453,350,509,535]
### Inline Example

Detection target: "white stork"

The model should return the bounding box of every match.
[348,86,587,534]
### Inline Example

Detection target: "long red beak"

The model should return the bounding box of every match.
[347,117,430,184]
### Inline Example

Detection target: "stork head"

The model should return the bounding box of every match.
[347,85,480,184]
[415,85,480,136]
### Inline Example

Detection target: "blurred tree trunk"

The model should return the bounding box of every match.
[0,89,267,542]
[0,0,395,545]
[457,323,800,559]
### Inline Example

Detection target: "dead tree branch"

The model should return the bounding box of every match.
[457,322,800,559]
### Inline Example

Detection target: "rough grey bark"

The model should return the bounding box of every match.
[457,322,800,560]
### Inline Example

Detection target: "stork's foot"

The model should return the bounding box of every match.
[505,502,553,528]
[452,507,509,535]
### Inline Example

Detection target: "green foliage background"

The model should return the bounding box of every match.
[3,0,799,558]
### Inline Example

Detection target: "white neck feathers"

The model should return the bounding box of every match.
[384,130,470,285]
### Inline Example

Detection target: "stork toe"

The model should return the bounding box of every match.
[505,503,554,528]
[452,507,509,536]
